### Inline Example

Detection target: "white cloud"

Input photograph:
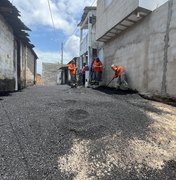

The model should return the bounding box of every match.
[64,35,80,57]
[36,50,60,74]
[13,0,96,35]
[35,34,79,74]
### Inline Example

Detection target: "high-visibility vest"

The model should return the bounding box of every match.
[112,65,124,77]
[68,63,76,75]
[93,60,103,72]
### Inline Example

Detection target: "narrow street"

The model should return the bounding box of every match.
[0,85,176,180]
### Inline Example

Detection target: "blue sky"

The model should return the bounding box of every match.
[11,0,168,74]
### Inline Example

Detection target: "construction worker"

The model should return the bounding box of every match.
[111,64,128,89]
[68,60,76,87]
[90,58,96,84]
[92,57,103,85]
[82,62,88,85]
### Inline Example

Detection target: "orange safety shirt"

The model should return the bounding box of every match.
[112,65,124,78]
[93,61,103,72]
[68,63,76,75]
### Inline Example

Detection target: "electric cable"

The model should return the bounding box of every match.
[47,0,56,30]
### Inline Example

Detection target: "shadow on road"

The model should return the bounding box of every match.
[92,86,137,95]
[0,92,12,100]
[93,86,174,115]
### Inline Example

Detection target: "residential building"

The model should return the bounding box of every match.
[96,0,176,98]
[78,6,99,85]
[0,0,37,92]
[36,74,44,86]
[42,63,63,85]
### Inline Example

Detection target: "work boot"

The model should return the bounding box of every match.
[116,85,120,90]
[121,81,128,90]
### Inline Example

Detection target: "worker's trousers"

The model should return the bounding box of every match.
[71,74,76,84]
[93,71,102,82]
[116,72,128,87]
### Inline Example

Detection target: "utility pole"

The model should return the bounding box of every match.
[61,42,63,65]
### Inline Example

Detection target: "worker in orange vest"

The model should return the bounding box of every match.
[111,64,128,89]
[92,57,103,85]
[68,60,77,87]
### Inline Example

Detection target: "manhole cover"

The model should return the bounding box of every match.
[67,109,89,120]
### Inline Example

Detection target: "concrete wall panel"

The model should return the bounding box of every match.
[96,0,138,40]
[167,0,176,96]
[147,33,165,94]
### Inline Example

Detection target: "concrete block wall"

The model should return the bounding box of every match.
[102,0,176,98]
[42,63,62,85]
[0,15,15,91]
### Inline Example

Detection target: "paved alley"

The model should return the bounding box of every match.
[0,85,176,180]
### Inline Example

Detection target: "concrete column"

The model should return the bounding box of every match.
[161,0,173,96]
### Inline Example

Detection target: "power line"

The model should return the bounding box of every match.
[47,0,55,30]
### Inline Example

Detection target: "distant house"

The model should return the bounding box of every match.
[78,6,99,84]
[57,66,69,85]
[0,0,37,92]
[35,74,44,86]
[42,63,66,85]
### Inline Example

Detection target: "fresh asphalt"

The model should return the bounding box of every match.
[0,85,176,180]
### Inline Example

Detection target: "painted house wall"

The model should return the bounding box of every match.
[99,0,176,98]
[0,15,16,91]
[20,44,37,88]
[80,10,97,56]
[26,46,36,86]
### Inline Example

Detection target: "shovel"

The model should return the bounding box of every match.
[106,77,115,87]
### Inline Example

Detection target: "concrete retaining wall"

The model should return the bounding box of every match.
[102,0,176,98]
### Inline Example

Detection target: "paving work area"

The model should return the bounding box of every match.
[0,85,176,180]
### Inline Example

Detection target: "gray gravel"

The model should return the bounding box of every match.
[0,85,176,180]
